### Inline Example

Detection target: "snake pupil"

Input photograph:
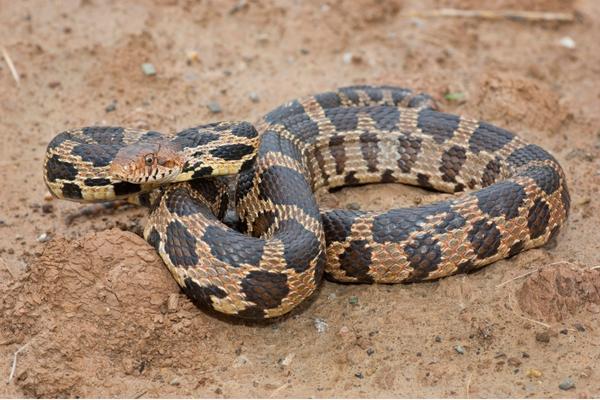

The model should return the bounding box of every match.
[144,154,154,166]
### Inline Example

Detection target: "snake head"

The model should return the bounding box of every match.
[110,141,184,184]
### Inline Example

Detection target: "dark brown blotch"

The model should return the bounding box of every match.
[241,270,290,310]
[338,240,373,283]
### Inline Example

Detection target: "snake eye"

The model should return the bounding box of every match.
[144,154,154,166]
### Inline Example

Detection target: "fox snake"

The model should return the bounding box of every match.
[43,85,570,319]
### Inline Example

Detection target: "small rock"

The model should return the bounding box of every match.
[454,345,465,355]
[342,52,352,64]
[522,352,530,358]
[366,348,375,356]
[434,335,442,342]
[314,318,328,333]
[560,328,568,335]
[559,36,576,49]
[355,372,364,379]
[349,296,359,305]
[48,81,61,89]
[170,377,180,386]
[207,101,222,113]
[338,326,350,336]
[167,293,179,313]
[37,233,50,243]
[279,353,295,366]
[15,234,23,240]
[346,202,361,210]
[256,33,269,44]
[535,331,550,343]
[248,92,260,103]
[327,293,336,300]
[141,63,156,76]
[44,191,54,201]
[228,0,247,14]
[41,204,54,214]
[186,50,200,64]
[527,368,543,378]
[507,357,522,367]
[105,100,117,113]
[559,378,575,390]
[574,323,585,332]
[232,355,249,367]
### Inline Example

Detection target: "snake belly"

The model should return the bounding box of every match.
[44,85,570,320]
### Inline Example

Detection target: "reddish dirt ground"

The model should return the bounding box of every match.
[1,0,599,397]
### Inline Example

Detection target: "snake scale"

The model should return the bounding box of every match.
[44,85,570,319]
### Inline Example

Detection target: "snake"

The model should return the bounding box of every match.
[43,85,570,320]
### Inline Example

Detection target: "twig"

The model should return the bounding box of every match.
[401,8,575,23]
[269,383,289,398]
[496,269,538,288]
[134,389,147,398]
[1,47,20,86]
[591,265,600,270]
[7,343,28,384]
[518,315,551,329]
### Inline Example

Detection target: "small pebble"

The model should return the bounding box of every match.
[560,328,568,335]
[232,355,249,367]
[434,335,442,343]
[37,233,50,243]
[248,92,260,103]
[349,296,359,305]
[559,36,576,49]
[366,348,374,356]
[559,378,575,390]
[522,352,530,358]
[207,101,222,113]
[141,63,156,76]
[314,318,328,333]
[167,293,179,312]
[279,353,295,366]
[105,100,117,113]
[527,368,543,378]
[346,202,361,210]
[186,50,200,64]
[41,204,54,214]
[574,323,585,332]
[507,357,522,367]
[535,331,550,343]
[454,345,465,355]
[354,372,364,379]
[342,52,362,64]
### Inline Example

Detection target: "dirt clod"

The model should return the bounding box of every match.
[517,264,600,323]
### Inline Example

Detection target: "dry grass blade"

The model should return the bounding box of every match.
[401,8,575,23]
[1,46,20,86]
[496,269,538,288]
[7,343,28,384]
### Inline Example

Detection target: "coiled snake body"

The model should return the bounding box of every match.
[44,86,570,319]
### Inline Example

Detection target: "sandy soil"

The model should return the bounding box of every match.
[1,0,599,397]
